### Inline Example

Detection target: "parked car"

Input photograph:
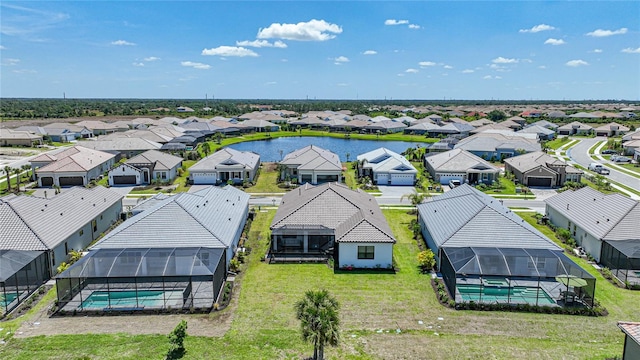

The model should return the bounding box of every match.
[599,167,611,175]
[611,155,632,163]
[449,179,461,188]
[601,149,618,155]
[588,163,610,175]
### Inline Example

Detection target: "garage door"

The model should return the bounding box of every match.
[438,174,464,185]
[113,175,137,185]
[390,174,415,186]
[527,177,552,187]
[193,172,216,185]
[40,177,54,186]
[59,176,84,186]
[376,173,389,185]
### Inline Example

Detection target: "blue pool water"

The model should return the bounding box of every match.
[80,290,183,309]
[457,284,556,305]
[227,136,421,162]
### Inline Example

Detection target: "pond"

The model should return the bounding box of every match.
[226,136,422,162]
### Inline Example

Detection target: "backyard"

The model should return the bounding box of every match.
[1,209,639,359]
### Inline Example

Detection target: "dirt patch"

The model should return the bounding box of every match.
[14,284,242,338]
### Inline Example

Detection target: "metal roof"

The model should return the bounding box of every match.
[357,148,417,174]
[545,187,638,240]
[281,145,342,171]
[425,149,499,173]
[92,185,249,250]
[454,132,541,153]
[418,184,560,250]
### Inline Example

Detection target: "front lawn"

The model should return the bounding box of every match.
[545,137,571,150]
[245,162,283,193]
[482,176,517,195]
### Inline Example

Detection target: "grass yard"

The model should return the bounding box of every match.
[619,163,640,175]
[246,162,284,193]
[483,176,517,195]
[545,137,572,150]
[2,210,638,359]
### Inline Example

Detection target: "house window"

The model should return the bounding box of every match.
[161,172,167,179]
[92,219,97,232]
[64,242,69,255]
[357,246,375,260]
[79,229,84,236]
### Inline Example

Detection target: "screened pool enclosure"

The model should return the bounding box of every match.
[1,250,49,317]
[600,240,640,286]
[440,247,596,307]
[56,247,227,312]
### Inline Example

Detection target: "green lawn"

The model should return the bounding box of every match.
[246,163,283,193]
[483,176,517,195]
[2,209,638,359]
[620,163,640,175]
[588,141,604,155]
[545,137,572,150]
[343,163,358,189]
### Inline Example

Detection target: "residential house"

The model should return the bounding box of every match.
[404,122,441,135]
[1,187,122,316]
[43,122,94,139]
[189,148,260,185]
[427,123,475,137]
[594,122,630,137]
[518,124,556,140]
[567,112,600,120]
[424,149,499,185]
[75,120,128,136]
[545,187,640,285]
[356,148,417,186]
[242,119,280,132]
[78,138,162,159]
[32,146,115,187]
[426,137,460,153]
[557,121,594,136]
[499,119,524,131]
[504,151,582,187]
[108,150,183,186]
[468,118,495,127]
[546,111,567,119]
[618,322,640,360]
[530,120,559,130]
[469,123,513,135]
[55,186,249,313]
[454,131,541,160]
[269,183,396,268]
[363,120,408,134]
[0,129,43,147]
[622,131,640,156]
[417,185,596,307]
[280,145,342,185]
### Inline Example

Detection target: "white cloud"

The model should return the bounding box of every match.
[264,81,277,86]
[132,62,144,67]
[483,75,493,79]
[483,75,502,80]
[622,47,640,54]
[538,65,547,69]
[419,61,437,67]
[385,19,409,26]
[3,58,20,65]
[12,69,36,74]
[281,58,288,62]
[144,56,160,61]
[591,49,603,53]
[0,45,5,50]
[337,83,348,87]
[236,39,287,48]
[257,19,342,41]
[397,73,405,77]
[202,46,258,57]
[333,56,349,63]
[181,61,211,70]
[492,57,518,64]
[495,76,502,79]
[566,59,589,67]
[461,69,474,73]
[405,68,419,73]
[408,24,421,29]
[111,39,135,46]
[544,38,566,45]
[519,24,555,33]
[443,65,453,69]
[586,28,628,37]
[363,50,377,55]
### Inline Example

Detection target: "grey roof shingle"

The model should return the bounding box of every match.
[0,186,123,250]
[190,148,260,172]
[417,185,560,249]
[504,151,582,174]
[425,149,499,173]
[126,150,183,171]
[454,132,541,153]
[281,145,342,171]
[93,186,249,249]
[271,183,395,243]
[357,148,417,174]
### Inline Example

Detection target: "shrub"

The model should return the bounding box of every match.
[417,250,436,273]
[229,258,240,272]
[556,228,572,242]
[166,320,188,360]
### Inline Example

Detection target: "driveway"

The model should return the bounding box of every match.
[107,185,136,196]
[527,188,557,201]
[376,185,416,205]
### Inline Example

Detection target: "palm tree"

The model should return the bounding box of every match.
[295,289,340,360]
[3,166,12,192]
[401,190,426,207]
[345,152,350,163]
[22,164,32,181]
[13,167,21,192]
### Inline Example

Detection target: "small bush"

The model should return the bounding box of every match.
[417,250,436,273]
[166,320,188,360]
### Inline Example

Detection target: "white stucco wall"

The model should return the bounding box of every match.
[546,205,603,261]
[338,242,393,269]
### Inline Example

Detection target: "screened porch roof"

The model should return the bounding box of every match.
[604,240,640,259]
[0,250,45,282]
[56,247,224,279]
[442,247,595,279]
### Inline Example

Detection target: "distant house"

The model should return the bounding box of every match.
[618,321,640,360]
[427,123,474,137]
[567,112,600,120]
[530,120,559,130]
[78,138,163,158]
[55,186,249,313]
[545,187,640,286]
[557,121,593,136]
[594,122,630,137]
[242,119,280,132]
[546,111,567,119]
[0,186,123,314]
[0,128,43,147]
[32,146,116,187]
[504,151,582,188]
[426,137,459,153]
[108,150,183,186]
[454,131,541,160]
[518,125,556,140]
[404,122,441,135]
[468,118,494,127]
[269,183,396,269]
[189,148,260,185]
[417,185,596,307]
[176,106,195,112]
[469,123,513,135]
[363,120,407,134]
[357,148,417,186]
[280,145,342,185]
[43,122,94,139]
[75,120,128,136]
[498,119,524,131]
[424,149,499,185]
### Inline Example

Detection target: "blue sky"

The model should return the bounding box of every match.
[1,1,639,100]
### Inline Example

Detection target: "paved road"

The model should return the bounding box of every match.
[568,137,640,191]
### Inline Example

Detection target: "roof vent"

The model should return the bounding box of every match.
[567,204,570,210]
[60,212,63,216]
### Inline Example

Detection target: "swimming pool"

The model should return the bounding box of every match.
[80,290,184,309]
[457,284,556,305]
[1,292,18,310]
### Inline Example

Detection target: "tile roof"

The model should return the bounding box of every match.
[79,138,162,152]
[34,146,115,173]
[93,185,249,249]
[425,149,499,173]
[281,145,342,171]
[594,122,630,132]
[545,187,639,241]
[0,128,44,140]
[0,186,123,250]
[504,151,582,174]
[357,148,417,174]
[418,184,560,249]
[455,132,541,153]
[126,150,183,171]
[618,322,640,346]
[271,183,395,243]
[190,148,260,172]
[557,121,594,130]
[518,125,556,136]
